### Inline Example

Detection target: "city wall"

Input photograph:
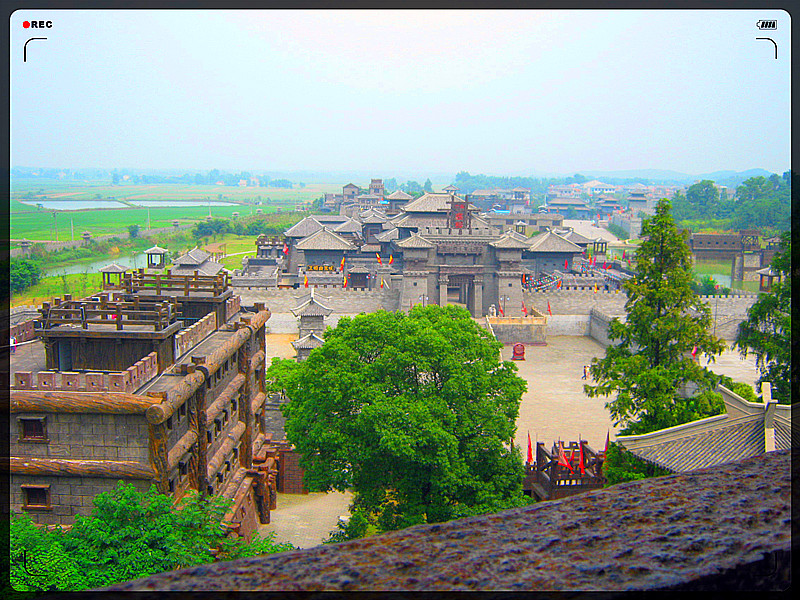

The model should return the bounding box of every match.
[235,287,401,315]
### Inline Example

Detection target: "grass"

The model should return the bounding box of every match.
[10,182,341,241]
[11,273,105,307]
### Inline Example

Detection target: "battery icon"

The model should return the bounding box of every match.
[757,20,777,30]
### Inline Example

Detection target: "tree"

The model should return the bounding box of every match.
[423,178,433,193]
[127,224,140,238]
[9,482,295,592]
[735,231,792,402]
[585,198,726,435]
[686,180,720,218]
[267,305,529,533]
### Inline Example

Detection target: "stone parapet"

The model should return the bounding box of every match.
[103,449,791,591]
[13,352,159,394]
[175,312,218,359]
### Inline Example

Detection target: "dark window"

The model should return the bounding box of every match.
[168,478,175,493]
[166,416,173,430]
[22,486,50,509]
[207,430,213,444]
[179,403,187,418]
[179,461,188,476]
[231,398,238,413]
[216,472,224,483]
[19,418,47,442]
[207,485,214,496]
[215,419,222,435]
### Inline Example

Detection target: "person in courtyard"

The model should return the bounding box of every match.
[582,365,588,380]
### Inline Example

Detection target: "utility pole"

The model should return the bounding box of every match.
[52,212,57,242]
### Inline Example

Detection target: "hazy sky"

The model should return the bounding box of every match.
[10,9,791,176]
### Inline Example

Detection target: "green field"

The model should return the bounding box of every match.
[10,182,341,241]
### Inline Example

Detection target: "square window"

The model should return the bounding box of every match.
[22,486,50,509]
[179,403,187,418]
[19,418,47,442]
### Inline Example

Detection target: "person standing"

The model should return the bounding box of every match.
[10,336,17,355]
[582,365,588,380]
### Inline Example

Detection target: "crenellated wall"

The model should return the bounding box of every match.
[13,352,159,394]
[174,312,217,359]
[235,288,401,314]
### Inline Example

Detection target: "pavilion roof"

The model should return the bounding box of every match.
[295,228,355,251]
[527,231,583,253]
[396,232,435,249]
[291,332,326,350]
[285,216,325,238]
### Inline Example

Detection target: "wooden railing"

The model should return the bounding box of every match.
[39,295,179,332]
[123,269,229,297]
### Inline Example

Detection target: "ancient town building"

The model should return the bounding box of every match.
[9,270,289,540]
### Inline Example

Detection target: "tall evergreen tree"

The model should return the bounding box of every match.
[585,198,726,434]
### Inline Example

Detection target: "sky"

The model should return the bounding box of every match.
[9,9,791,176]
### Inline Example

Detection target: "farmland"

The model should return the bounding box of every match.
[10,181,341,242]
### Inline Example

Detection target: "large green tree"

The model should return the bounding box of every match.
[585,198,726,435]
[735,231,792,402]
[267,305,529,532]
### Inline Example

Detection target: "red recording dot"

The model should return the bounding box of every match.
[23,21,30,28]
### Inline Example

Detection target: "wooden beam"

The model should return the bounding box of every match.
[10,390,160,414]
[205,373,245,423]
[167,429,198,472]
[7,456,156,480]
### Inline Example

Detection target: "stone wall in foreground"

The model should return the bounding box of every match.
[102,449,790,592]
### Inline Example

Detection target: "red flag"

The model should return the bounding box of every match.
[343,275,348,288]
[579,438,586,475]
[527,431,533,464]
[498,304,504,316]
[380,277,384,288]
[282,242,289,255]
[691,345,698,357]
[622,250,626,260]
[388,254,394,265]
[376,253,382,265]
[304,274,309,288]
[594,284,598,294]
[521,300,527,316]
[547,300,552,315]
[564,259,568,270]
[558,442,575,473]
[340,255,345,271]
[604,430,609,455]
[557,279,562,289]
[603,260,607,269]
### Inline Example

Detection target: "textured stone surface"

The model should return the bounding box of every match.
[102,449,791,592]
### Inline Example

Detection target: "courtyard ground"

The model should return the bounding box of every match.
[260,319,760,549]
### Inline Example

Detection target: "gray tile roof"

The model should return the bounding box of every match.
[490,231,531,249]
[172,261,225,276]
[386,190,413,200]
[360,209,389,223]
[622,418,765,473]
[396,233,435,249]
[402,193,459,213]
[527,231,583,253]
[291,332,325,350]
[173,248,211,265]
[144,246,168,254]
[295,228,356,251]
[99,263,130,273]
[291,294,333,317]
[333,218,363,234]
[285,216,325,238]
[375,228,399,242]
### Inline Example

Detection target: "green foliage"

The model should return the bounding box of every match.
[672,173,790,231]
[269,305,531,535]
[585,199,727,435]
[9,482,295,592]
[735,231,792,403]
[127,224,140,238]
[323,510,374,544]
[606,222,629,240]
[602,442,671,485]
[9,257,44,294]
[717,375,758,402]
[690,274,729,296]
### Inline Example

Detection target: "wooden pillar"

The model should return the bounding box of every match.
[148,421,169,494]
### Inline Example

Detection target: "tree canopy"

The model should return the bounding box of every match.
[735,231,792,402]
[267,305,529,532]
[585,198,727,435]
[9,482,295,592]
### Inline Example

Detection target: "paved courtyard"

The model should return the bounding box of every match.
[260,317,761,549]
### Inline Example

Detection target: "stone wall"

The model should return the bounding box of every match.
[103,449,791,591]
[235,288,401,314]
[11,475,152,525]
[11,412,151,463]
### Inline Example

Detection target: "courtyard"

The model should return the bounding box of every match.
[261,318,761,549]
